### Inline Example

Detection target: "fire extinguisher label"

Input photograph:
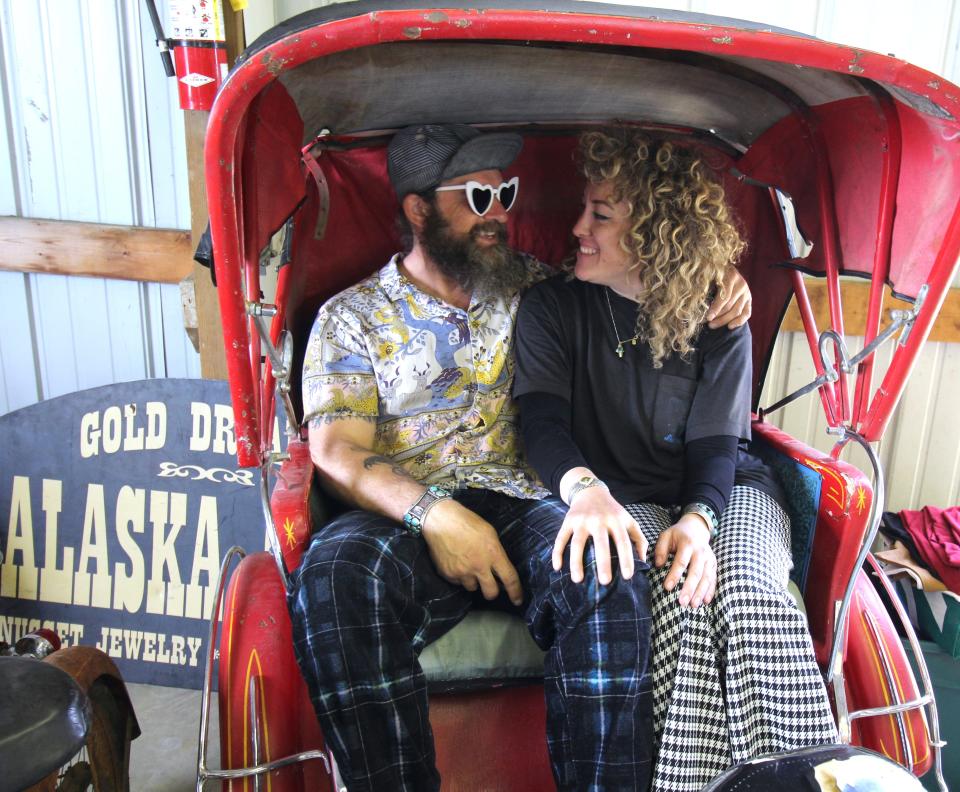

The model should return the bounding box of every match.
[170,0,225,43]
[180,73,216,88]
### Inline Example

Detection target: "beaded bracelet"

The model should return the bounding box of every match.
[402,485,452,535]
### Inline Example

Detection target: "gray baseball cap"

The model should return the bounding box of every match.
[387,123,523,199]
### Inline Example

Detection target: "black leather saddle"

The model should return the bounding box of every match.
[0,656,91,792]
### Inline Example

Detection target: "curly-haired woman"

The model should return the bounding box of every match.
[514,127,838,791]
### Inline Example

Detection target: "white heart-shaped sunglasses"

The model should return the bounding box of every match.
[435,176,519,217]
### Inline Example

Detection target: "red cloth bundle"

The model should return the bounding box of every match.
[899,506,960,595]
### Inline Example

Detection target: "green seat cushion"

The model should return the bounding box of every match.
[420,609,545,684]
[420,582,807,686]
[788,579,806,615]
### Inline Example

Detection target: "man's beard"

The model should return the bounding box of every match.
[419,205,526,297]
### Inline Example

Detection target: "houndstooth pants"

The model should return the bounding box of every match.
[626,485,839,792]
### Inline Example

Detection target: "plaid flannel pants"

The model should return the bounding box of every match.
[288,489,653,791]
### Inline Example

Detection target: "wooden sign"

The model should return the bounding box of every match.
[0,379,284,689]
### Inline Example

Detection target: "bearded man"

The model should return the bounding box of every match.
[288,124,749,792]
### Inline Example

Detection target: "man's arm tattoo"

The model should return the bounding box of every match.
[362,454,413,480]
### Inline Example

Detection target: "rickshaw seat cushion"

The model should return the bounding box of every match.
[282,440,814,689]
[417,579,804,691]
[420,609,546,689]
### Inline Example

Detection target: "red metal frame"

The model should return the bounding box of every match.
[853,85,901,431]
[751,421,873,662]
[205,6,960,465]
[270,440,314,576]
[797,98,850,424]
[860,194,960,441]
[201,7,960,788]
[788,269,840,425]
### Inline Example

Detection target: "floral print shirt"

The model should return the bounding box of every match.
[302,253,551,499]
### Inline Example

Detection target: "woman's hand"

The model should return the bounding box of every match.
[553,486,649,585]
[653,513,717,607]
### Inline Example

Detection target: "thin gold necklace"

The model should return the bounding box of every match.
[604,288,642,358]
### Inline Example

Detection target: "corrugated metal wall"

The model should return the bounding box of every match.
[0,0,198,416]
[2,0,958,511]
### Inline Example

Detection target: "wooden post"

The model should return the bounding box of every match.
[182,2,246,380]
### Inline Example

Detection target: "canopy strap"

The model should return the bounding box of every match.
[301,139,331,240]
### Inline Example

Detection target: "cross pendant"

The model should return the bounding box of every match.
[616,344,624,358]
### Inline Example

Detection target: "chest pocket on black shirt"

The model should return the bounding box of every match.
[652,374,697,451]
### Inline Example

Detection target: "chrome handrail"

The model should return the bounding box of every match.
[198,750,332,786]
[827,432,946,791]
[760,306,946,790]
[825,430,884,688]
[194,542,332,790]
[847,696,934,721]
[196,545,246,792]
[866,554,948,790]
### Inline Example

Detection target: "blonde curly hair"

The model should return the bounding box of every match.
[578,128,745,367]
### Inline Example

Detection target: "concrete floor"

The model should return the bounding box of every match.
[127,684,219,792]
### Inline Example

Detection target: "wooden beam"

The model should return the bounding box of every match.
[781,280,960,344]
[0,217,192,283]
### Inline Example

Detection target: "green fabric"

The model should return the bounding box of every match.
[908,640,960,792]
[420,583,806,684]
[419,610,545,683]
[915,590,960,659]
[748,439,821,592]
[788,579,806,615]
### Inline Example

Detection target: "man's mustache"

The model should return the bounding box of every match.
[470,221,509,244]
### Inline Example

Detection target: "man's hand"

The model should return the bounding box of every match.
[707,267,752,329]
[653,514,716,608]
[421,499,524,606]
[553,487,649,585]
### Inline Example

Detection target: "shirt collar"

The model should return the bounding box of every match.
[379,252,523,313]
[379,253,412,304]
[379,253,482,313]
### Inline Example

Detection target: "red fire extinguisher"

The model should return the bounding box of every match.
[145,0,228,112]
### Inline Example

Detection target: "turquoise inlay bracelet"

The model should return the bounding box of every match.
[402,485,452,535]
